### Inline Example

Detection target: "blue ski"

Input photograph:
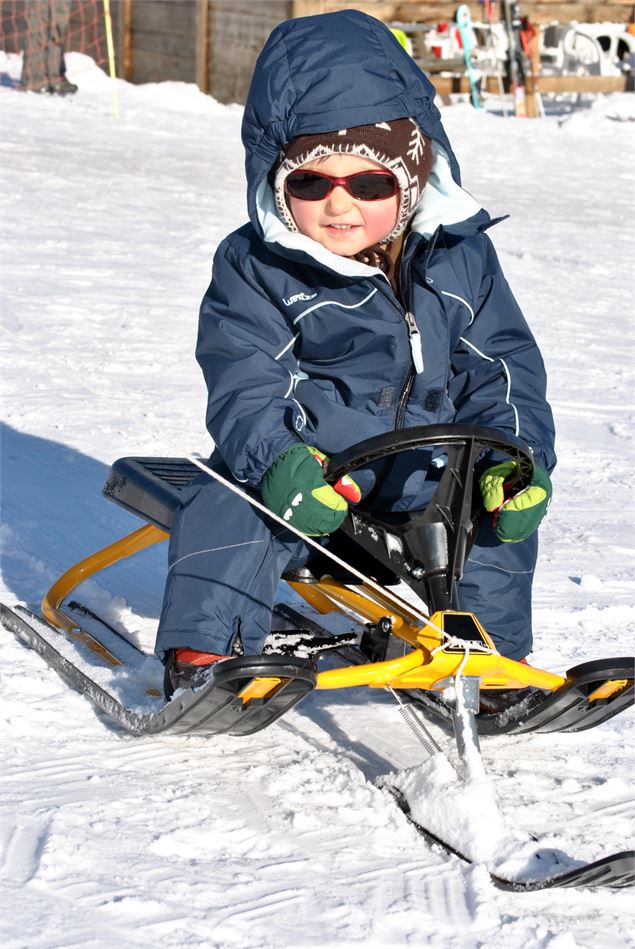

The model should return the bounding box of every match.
[455,4,482,108]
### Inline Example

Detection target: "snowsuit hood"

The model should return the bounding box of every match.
[241,10,476,250]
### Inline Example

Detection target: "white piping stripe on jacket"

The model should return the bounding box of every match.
[292,398,307,428]
[293,287,378,325]
[275,333,300,361]
[441,290,475,325]
[169,539,264,572]
[283,371,295,398]
[467,557,533,575]
[275,288,377,360]
[283,368,309,403]
[459,336,520,435]
[281,371,308,427]
[277,289,378,411]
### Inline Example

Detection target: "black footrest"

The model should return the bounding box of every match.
[165,655,317,737]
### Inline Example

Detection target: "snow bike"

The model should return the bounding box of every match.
[2,424,633,890]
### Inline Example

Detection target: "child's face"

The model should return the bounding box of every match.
[287,154,399,256]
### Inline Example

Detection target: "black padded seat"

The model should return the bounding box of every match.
[103,457,200,532]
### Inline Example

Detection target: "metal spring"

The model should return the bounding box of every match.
[388,686,443,760]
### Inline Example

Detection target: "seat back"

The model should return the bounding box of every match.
[103,457,200,532]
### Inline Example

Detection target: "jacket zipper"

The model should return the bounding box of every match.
[358,245,426,509]
[372,278,423,429]
[404,310,423,372]
[394,246,422,429]
[375,233,433,429]
[395,354,415,429]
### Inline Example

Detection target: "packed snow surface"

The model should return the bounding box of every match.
[1,53,634,948]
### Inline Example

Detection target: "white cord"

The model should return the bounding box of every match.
[456,642,471,681]
[188,453,496,667]
[190,455,436,626]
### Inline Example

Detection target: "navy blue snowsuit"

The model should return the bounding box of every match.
[156,11,556,662]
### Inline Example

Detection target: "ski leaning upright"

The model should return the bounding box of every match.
[502,0,527,115]
[455,5,482,108]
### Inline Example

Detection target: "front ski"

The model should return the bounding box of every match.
[387,787,634,891]
[1,603,316,736]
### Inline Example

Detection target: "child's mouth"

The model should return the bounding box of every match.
[325,224,359,231]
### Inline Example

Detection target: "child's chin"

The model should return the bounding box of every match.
[321,232,370,256]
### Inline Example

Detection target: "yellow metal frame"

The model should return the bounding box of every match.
[42,524,168,666]
[34,524,580,692]
[41,525,567,694]
[27,456,635,727]
[287,581,566,693]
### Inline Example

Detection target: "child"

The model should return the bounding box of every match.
[157,10,556,697]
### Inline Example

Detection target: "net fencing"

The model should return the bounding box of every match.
[1,0,109,91]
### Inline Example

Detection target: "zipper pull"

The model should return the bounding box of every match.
[405,311,424,374]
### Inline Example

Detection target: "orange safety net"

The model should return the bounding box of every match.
[0,0,109,91]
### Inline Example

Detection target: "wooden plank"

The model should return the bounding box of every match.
[428,71,631,95]
[207,0,292,103]
[132,50,196,83]
[298,0,634,24]
[131,48,196,84]
[130,0,197,36]
[529,73,632,91]
[211,0,291,20]
[518,2,633,22]
[131,29,193,57]
[427,74,503,95]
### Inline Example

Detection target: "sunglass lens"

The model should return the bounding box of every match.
[286,173,330,200]
[349,173,396,200]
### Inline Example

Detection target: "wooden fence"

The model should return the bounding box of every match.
[1,1,632,104]
[110,0,633,104]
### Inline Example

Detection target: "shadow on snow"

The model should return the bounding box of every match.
[0,422,166,618]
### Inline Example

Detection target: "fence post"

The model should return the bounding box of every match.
[115,0,132,82]
[196,0,209,93]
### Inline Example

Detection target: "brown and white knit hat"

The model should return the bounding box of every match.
[274,118,433,244]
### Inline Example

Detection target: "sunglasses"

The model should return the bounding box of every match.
[285,169,398,202]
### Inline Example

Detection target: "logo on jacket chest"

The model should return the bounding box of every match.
[283,291,318,307]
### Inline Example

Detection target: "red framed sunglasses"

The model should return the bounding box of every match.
[285,169,398,202]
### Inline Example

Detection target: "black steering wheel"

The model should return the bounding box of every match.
[324,423,534,488]
[322,424,536,612]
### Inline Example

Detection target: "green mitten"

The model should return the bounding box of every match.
[261,444,361,536]
[480,461,552,543]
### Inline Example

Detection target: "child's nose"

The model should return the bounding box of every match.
[326,185,354,214]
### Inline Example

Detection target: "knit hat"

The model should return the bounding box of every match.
[274,118,433,244]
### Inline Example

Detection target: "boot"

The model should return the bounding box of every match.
[49,76,78,95]
[164,648,230,700]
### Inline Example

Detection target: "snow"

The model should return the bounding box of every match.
[1,52,634,948]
